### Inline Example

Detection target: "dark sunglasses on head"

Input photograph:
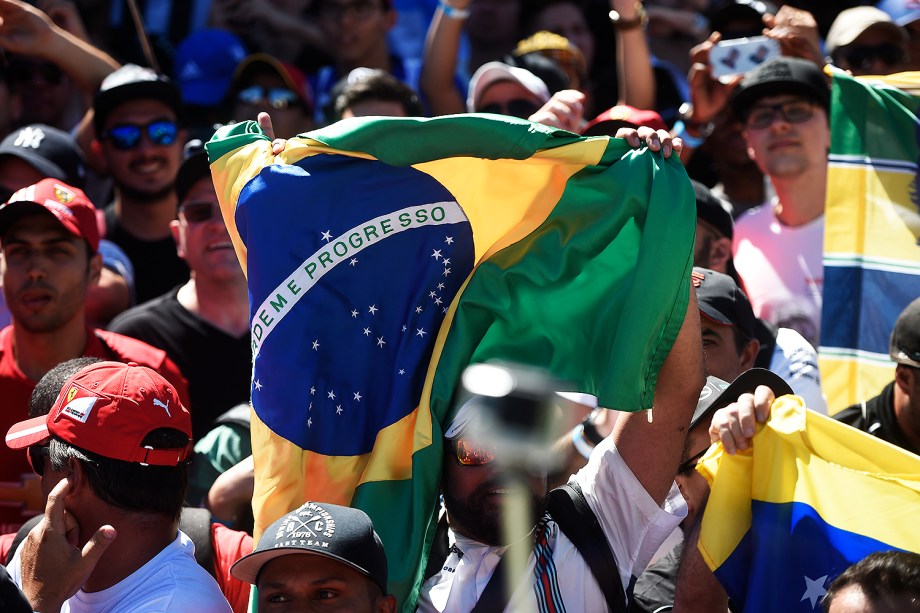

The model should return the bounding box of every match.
[180,201,220,224]
[745,99,815,130]
[839,43,905,71]
[236,85,301,110]
[102,119,179,151]
[10,61,65,86]
[677,446,710,477]
[478,98,541,120]
[28,444,50,475]
[452,439,496,466]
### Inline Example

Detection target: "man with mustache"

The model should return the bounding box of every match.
[91,64,190,305]
[0,178,188,535]
[109,144,250,440]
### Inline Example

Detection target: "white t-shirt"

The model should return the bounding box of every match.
[416,437,687,612]
[733,203,824,348]
[770,326,827,414]
[10,530,231,613]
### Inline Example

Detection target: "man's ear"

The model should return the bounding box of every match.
[88,251,103,286]
[895,364,914,395]
[709,237,733,272]
[739,338,761,371]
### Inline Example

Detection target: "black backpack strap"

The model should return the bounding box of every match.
[5,515,42,565]
[179,507,216,579]
[548,481,628,613]
[423,511,451,582]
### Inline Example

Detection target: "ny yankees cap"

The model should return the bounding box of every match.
[0,178,100,252]
[231,500,389,591]
[0,124,86,188]
[5,361,192,465]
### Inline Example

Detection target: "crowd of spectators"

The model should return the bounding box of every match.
[0,0,919,611]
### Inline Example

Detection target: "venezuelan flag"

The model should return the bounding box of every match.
[206,115,695,609]
[820,69,920,413]
[698,396,920,612]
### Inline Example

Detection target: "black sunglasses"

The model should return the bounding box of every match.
[839,43,905,71]
[179,201,220,224]
[478,98,541,120]
[28,444,50,475]
[677,446,710,477]
[102,119,179,151]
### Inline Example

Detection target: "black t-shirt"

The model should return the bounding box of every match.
[834,382,919,456]
[104,205,190,305]
[108,287,251,438]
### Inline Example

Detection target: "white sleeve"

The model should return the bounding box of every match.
[770,327,827,414]
[7,544,22,588]
[573,436,687,591]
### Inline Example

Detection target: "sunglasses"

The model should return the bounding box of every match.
[452,439,496,466]
[28,444,50,475]
[236,85,301,110]
[745,99,815,130]
[102,119,179,150]
[478,98,541,120]
[319,0,383,22]
[179,201,220,224]
[839,43,905,71]
[677,446,710,477]
[10,61,65,86]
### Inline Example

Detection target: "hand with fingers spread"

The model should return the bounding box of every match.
[615,126,682,158]
[708,385,777,454]
[19,478,116,612]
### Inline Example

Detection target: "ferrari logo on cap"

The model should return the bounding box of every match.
[66,386,78,403]
[54,185,74,204]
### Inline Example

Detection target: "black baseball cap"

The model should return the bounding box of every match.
[230,501,388,592]
[175,140,210,203]
[693,267,758,340]
[730,57,830,120]
[93,64,183,133]
[890,297,920,368]
[692,180,733,240]
[0,124,86,188]
[690,368,793,430]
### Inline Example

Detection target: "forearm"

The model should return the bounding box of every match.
[611,0,655,109]
[39,25,119,94]
[421,2,467,116]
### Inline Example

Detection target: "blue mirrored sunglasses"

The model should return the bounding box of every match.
[103,119,178,150]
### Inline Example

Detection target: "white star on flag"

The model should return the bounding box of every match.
[310,386,315,395]
[415,306,423,313]
[443,268,451,276]
[445,236,454,244]
[312,340,320,350]
[254,380,263,391]
[368,305,378,314]
[429,291,437,298]
[399,369,406,375]
[309,401,313,410]
[434,297,443,305]
[321,230,332,242]
[377,336,386,347]
[416,328,427,337]
[328,390,336,400]
[336,405,343,415]
[402,325,407,332]
[307,417,313,427]
[801,575,828,610]
[349,258,358,266]
[443,258,450,265]
[363,327,371,336]
[432,249,442,260]
[351,309,359,318]
[438,283,445,290]
[354,392,362,401]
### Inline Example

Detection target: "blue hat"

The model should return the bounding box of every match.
[174,29,247,107]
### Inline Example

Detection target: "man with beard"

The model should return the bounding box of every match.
[417,288,703,611]
[91,65,190,304]
[0,178,188,534]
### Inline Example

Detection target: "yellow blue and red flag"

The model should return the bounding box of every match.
[206,115,695,609]
[698,396,920,612]
[820,69,920,412]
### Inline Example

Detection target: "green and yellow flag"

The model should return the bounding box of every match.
[207,114,695,609]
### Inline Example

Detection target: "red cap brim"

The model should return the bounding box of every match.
[5,415,51,450]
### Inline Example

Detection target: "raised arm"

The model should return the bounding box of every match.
[610,0,655,110]
[420,0,467,116]
[613,283,705,505]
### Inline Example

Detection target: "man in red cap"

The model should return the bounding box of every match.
[0,178,189,534]
[4,360,229,611]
